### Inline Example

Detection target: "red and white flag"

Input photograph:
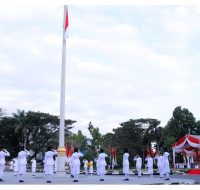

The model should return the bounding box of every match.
[63,6,69,39]
[68,146,73,157]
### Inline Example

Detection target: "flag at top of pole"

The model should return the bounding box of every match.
[63,5,69,39]
[64,6,69,32]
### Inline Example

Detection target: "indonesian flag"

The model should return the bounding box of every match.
[111,148,117,166]
[111,148,115,158]
[63,5,69,39]
[68,146,73,157]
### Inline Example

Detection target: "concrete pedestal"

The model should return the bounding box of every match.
[57,146,66,172]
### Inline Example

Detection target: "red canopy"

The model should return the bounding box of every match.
[172,134,200,168]
[172,134,200,153]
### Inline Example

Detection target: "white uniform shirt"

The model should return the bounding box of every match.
[134,156,142,168]
[98,153,108,166]
[18,150,30,165]
[162,152,170,173]
[0,150,10,165]
[163,152,170,166]
[155,155,163,167]
[44,151,57,166]
[123,153,129,166]
[145,157,153,167]
[72,152,84,166]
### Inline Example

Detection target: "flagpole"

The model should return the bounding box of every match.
[59,5,66,147]
[57,5,68,172]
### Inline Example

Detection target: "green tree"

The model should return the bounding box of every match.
[102,132,115,150]
[111,119,145,167]
[154,126,164,152]
[88,121,102,147]
[195,121,200,134]
[0,116,21,157]
[13,109,30,149]
[133,118,161,149]
[25,111,60,158]
[0,109,75,159]
[164,106,196,151]
[165,106,196,139]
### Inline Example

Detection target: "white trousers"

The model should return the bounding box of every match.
[0,164,5,179]
[136,166,142,177]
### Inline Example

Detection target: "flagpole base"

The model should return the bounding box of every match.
[57,146,66,172]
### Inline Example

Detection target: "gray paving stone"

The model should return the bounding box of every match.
[0,171,196,185]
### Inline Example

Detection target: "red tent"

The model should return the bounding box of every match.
[172,134,200,168]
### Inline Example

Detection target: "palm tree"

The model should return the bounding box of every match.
[13,109,29,149]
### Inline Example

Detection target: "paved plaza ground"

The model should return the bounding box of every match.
[0,171,198,185]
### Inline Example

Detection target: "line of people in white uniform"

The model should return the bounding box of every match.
[0,144,171,183]
[123,148,171,181]
[0,145,58,183]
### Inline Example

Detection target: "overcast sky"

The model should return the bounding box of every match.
[1,1,200,137]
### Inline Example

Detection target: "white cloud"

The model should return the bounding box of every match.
[164,21,190,34]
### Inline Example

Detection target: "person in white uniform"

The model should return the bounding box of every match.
[154,151,164,178]
[163,148,170,180]
[83,158,88,174]
[98,148,108,181]
[134,154,142,178]
[13,157,18,176]
[31,158,36,176]
[44,146,57,183]
[18,147,30,183]
[0,145,10,182]
[145,154,154,178]
[71,148,83,182]
[123,149,129,181]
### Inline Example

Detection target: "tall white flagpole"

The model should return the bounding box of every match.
[58,5,68,172]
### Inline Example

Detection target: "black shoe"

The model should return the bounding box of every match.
[164,178,170,180]
[123,178,129,181]
[73,180,78,182]
[99,179,104,181]
[70,175,74,178]
[0,179,4,182]
[19,180,24,183]
[46,180,52,183]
